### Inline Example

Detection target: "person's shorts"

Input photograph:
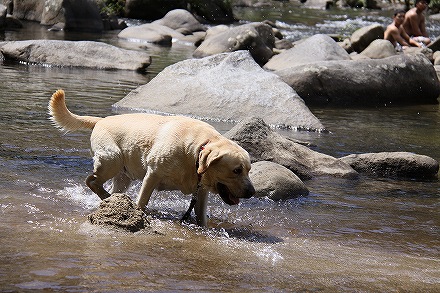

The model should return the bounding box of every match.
[411,36,430,47]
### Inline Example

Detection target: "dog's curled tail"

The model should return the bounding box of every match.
[48,89,102,132]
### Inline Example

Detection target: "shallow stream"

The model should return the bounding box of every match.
[1,5,439,292]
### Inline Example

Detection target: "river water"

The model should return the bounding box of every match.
[1,5,439,292]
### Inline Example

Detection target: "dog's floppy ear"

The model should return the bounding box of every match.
[197,147,223,175]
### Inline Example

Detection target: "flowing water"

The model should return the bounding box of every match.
[1,5,440,292]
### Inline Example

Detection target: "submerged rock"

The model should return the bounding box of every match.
[88,193,149,232]
[113,50,324,131]
[340,152,439,179]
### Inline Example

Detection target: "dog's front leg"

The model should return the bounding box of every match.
[136,169,157,210]
[194,189,208,227]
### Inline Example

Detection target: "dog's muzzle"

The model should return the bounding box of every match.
[217,182,255,205]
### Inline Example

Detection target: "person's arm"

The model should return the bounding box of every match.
[390,27,410,47]
[401,27,421,47]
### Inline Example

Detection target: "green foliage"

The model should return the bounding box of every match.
[430,0,440,12]
[97,0,126,17]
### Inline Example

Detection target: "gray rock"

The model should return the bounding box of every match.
[0,4,6,29]
[41,0,64,26]
[118,23,176,46]
[350,24,384,53]
[264,34,351,71]
[0,40,151,72]
[11,0,44,22]
[88,193,148,232]
[225,117,358,179]
[193,22,275,65]
[113,51,324,131]
[276,53,440,106]
[340,152,439,179]
[153,9,205,33]
[250,161,309,200]
[359,39,397,59]
[427,36,440,52]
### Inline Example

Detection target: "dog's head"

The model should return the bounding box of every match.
[197,139,255,205]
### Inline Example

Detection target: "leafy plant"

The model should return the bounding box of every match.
[97,0,126,17]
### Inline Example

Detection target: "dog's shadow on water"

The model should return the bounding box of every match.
[147,209,284,244]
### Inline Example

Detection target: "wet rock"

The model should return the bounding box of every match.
[193,22,275,65]
[153,9,205,33]
[88,193,148,232]
[12,0,44,22]
[225,117,358,180]
[64,0,103,32]
[41,0,64,26]
[0,40,151,72]
[189,0,235,24]
[264,34,351,71]
[340,152,439,179]
[250,161,309,200]
[275,53,440,106]
[113,50,324,131]
[358,39,397,59]
[118,23,175,46]
[0,5,6,29]
[349,24,384,53]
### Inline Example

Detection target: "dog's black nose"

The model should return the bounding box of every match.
[244,184,255,198]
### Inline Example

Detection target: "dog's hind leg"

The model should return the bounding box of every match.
[86,152,123,200]
[86,174,111,200]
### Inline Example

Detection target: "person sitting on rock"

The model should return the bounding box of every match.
[402,0,431,47]
[385,10,422,51]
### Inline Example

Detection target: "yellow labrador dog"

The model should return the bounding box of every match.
[48,89,255,226]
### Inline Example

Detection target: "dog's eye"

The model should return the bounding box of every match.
[233,168,242,175]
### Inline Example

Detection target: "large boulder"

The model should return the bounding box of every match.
[193,22,275,65]
[249,161,309,200]
[63,0,103,32]
[358,39,397,59]
[88,193,148,232]
[119,10,206,45]
[275,53,440,106]
[11,0,44,22]
[113,51,324,131]
[188,0,235,24]
[153,9,205,34]
[13,0,103,31]
[340,152,439,179]
[0,4,6,29]
[349,24,384,53]
[41,0,64,25]
[264,34,351,71]
[118,23,177,46]
[225,117,358,179]
[0,40,151,72]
